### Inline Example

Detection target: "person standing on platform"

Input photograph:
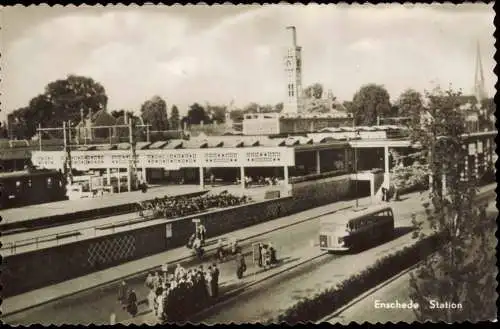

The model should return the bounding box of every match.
[211,262,220,299]
[161,263,169,282]
[126,289,138,317]
[257,243,263,267]
[381,187,387,202]
[145,272,154,290]
[236,252,246,279]
[205,265,213,298]
[147,286,156,312]
[117,281,129,307]
[156,290,165,322]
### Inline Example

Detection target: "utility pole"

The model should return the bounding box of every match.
[352,119,359,208]
[128,115,138,192]
[63,121,73,185]
[38,123,42,151]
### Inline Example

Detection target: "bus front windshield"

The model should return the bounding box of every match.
[320,222,348,235]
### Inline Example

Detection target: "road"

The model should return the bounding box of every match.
[323,201,498,324]
[194,200,497,324]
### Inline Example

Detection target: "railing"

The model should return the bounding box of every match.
[0,212,147,256]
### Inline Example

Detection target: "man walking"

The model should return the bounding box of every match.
[211,262,220,298]
[117,281,129,307]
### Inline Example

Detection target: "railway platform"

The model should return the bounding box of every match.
[0,183,275,231]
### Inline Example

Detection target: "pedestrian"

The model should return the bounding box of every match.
[126,289,138,317]
[257,243,263,267]
[381,187,387,202]
[174,263,185,280]
[161,289,169,323]
[147,287,156,312]
[211,262,220,298]
[156,290,165,321]
[117,281,128,307]
[268,242,277,264]
[152,271,160,292]
[236,252,246,279]
[205,266,213,298]
[145,271,154,290]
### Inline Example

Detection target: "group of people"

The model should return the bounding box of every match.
[216,237,241,261]
[187,222,207,258]
[257,242,278,269]
[239,176,280,187]
[138,191,250,219]
[118,262,221,323]
[381,186,400,202]
[146,263,220,322]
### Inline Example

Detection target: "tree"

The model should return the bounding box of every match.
[111,109,126,119]
[243,102,259,114]
[206,104,227,124]
[397,89,424,120]
[185,103,209,125]
[303,83,324,99]
[8,75,108,139]
[170,105,180,130]
[0,122,9,138]
[45,75,108,124]
[229,109,245,122]
[275,102,284,112]
[140,96,169,131]
[408,86,496,322]
[351,84,392,125]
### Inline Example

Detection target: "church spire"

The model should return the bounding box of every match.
[474,40,487,103]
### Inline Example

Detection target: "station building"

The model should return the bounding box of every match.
[30,124,496,201]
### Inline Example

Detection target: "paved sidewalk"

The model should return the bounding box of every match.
[1,192,361,317]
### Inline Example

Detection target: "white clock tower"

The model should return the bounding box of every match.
[283,26,303,114]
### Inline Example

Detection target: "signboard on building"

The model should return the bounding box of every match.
[477,141,483,153]
[468,143,476,156]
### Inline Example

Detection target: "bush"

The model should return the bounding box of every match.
[270,235,440,324]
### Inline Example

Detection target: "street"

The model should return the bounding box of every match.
[193,200,497,324]
[323,202,497,324]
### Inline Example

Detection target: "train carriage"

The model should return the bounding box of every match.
[0,169,67,209]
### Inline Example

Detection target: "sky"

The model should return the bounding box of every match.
[0,3,496,121]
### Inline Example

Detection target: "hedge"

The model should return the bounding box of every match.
[269,234,441,324]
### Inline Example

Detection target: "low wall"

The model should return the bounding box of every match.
[3,175,352,298]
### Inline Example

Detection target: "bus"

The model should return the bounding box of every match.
[319,205,395,252]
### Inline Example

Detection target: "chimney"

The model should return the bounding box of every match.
[286,26,297,47]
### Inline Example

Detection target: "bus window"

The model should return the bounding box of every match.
[28,179,32,188]
[47,177,53,188]
[16,180,21,188]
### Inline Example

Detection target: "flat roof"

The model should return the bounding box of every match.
[320,204,393,225]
